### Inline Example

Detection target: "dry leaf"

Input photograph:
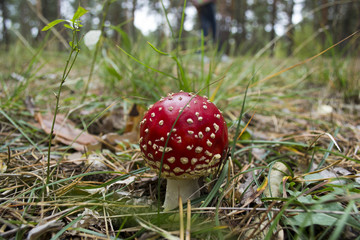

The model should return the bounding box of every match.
[71,208,102,232]
[264,162,291,198]
[26,220,64,240]
[86,153,107,171]
[101,106,126,132]
[35,113,99,152]
[65,152,86,165]
[102,131,139,151]
[124,104,145,133]
[0,159,7,173]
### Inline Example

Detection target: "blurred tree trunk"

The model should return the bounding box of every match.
[36,0,60,46]
[232,0,247,53]
[270,0,277,57]
[217,1,231,54]
[19,1,33,42]
[130,0,137,41]
[339,2,360,53]
[0,0,9,50]
[108,1,128,44]
[41,0,60,22]
[286,0,294,56]
[319,0,328,46]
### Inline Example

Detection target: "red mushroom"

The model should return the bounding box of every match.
[139,91,228,210]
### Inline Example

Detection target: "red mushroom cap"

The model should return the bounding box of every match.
[139,91,228,179]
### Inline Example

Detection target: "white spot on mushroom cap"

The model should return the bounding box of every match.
[167,157,175,164]
[213,154,221,159]
[168,106,173,111]
[195,146,203,153]
[159,146,173,152]
[159,120,164,126]
[205,127,210,132]
[173,167,184,173]
[207,139,213,147]
[205,150,213,157]
[210,133,215,139]
[198,132,204,138]
[151,112,155,117]
[188,130,194,135]
[187,118,193,124]
[180,157,189,164]
[145,128,149,133]
[203,105,208,109]
[198,116,203,121]
[176,136,182,143]
[213,123,219,133]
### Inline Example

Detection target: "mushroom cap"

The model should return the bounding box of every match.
[139,92,228,179]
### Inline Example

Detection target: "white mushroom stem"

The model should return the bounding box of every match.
[163,178,200,211]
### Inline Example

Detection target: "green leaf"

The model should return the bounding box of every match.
[147,42,169,56]
[41,19,66,31]
[63,24,74,30]
[72,6,89,21]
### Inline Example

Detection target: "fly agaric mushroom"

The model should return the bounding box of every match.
[139,91,228,210]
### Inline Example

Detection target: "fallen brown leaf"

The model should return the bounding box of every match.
[35,113,99,152]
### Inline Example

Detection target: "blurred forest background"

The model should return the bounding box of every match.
[0,0,359,57]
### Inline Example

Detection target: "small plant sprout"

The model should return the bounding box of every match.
[41,5,88,186]
[139,91,229,210]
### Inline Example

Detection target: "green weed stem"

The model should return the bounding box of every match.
[46,27,80,186]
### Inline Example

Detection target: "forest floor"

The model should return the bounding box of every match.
[0,43,360,239]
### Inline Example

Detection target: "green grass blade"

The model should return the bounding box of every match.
[0,109,43,154]
[50,215,83,240]
[329,200,356,240]
[74,228,123,240]
[147,41,169,56]
[117,45,176,80]
[316,127,340,170]
[231,79,251,157]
